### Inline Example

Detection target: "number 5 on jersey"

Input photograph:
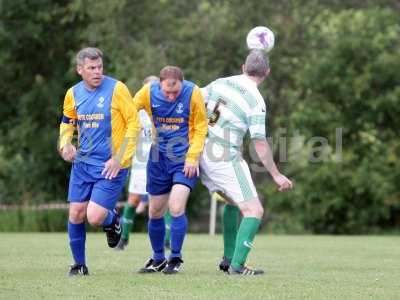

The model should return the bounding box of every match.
[209,98,227,126]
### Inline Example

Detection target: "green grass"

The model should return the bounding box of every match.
[0,234,399,299]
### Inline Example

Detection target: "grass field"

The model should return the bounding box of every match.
[0,233,399,299]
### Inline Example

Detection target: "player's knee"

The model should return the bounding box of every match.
[69,206,86,223]
[239,199,264,218]
[169,206,184,217]
[148,206,164,219]
[86,211,104,226]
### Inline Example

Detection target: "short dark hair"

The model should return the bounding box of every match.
[76,47,103,66]
[243,50,269,78]
[159,66,184,82]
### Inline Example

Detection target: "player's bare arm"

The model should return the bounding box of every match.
[253,138,293,191]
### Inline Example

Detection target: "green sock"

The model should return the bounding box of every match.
[222,204,239,260]
[122,202,136,241]
[164,210,172,244]
[231,217,261,269]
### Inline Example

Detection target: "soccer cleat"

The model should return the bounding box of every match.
[138,258,167,273]
[103,210,122,248]
[114,238,128,251]
[228,265,264,276]
[162,257,183,275]
[219,256,231,273]
[68,264,89,276]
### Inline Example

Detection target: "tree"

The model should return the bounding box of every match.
[263,8,400,233]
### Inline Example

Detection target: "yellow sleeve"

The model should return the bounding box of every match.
[111,81,141,168]
[187,86,208,164]
[133,83,152,117]
[59,88,77,150]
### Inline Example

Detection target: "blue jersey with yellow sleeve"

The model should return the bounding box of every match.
[133,80,207,163]
[59,76,140,168]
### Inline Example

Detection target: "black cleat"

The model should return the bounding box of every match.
[219,256,231,273]
[163,257,183,275]
[68,264,89,276]
[114,238,128,251]
[103,210,122,248]
[138,258,167,273]
[228,265,264,276]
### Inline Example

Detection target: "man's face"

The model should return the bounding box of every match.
[160,78,182,101]
[77,57,103,90]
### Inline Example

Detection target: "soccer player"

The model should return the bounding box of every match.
[134,66,208,274]
[200,50,293,275]
[117,75,172,251]
[58,47,140,276]
[116,76,158,251]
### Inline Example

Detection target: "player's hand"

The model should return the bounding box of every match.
[102,158,121,180]
[60,144,77,162]
[183,161,199,179]
[272,173,293,192]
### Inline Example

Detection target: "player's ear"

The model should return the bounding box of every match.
[76,65,82,76]
[266,68,271,77]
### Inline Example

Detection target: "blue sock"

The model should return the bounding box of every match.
[148,217,165,261]
[170,214,188,259]
[68,221,86,265]
[101,209,115,227]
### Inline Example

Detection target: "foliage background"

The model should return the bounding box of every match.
[1,0,399,233]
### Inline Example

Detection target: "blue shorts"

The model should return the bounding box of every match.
[68,162,128,210]
[146,149,198,195]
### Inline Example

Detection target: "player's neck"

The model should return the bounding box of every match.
[245,74,263,86]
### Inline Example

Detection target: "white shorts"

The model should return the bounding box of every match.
[128,167,147,195]
[200,151,258,203]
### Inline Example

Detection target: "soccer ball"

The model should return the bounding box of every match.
[246,26,275,52]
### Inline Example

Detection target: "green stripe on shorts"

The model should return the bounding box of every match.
[232,160,255,201]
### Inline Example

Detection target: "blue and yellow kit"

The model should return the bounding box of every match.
[133,80,207,194]
[59,76,140,208]
[59,75,140,168]
[134,80,207,164]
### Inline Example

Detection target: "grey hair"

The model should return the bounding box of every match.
[243,50,269,78]
[76,47,103,66]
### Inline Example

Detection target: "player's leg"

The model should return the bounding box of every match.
[200,154,240,272]
[116,193,141,250]
[138,193,169,273]
[149,193,169,260]
[68,202,89,276]
[138,150,170,273]
[136,195,149,214]
[164,210,172,249]
[162,169,197,275]
[201,154,263,275]
[228,160,264,275]
[118,167,148,249]
[162,184,190,274]
[230,197,264,275]
[168,184,190,258]
[67,162,92,276]
[87,167,129,248]
[220,199,240,272]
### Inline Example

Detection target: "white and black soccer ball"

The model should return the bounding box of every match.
[246,26,275,53]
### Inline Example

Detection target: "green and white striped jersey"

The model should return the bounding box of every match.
[201,75,267,157]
